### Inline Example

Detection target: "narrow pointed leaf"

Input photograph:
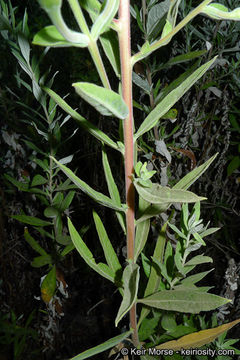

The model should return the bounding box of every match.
[134,180,206,204]
[24,228,48,256]
[51,157,126,212]
[185,255,213,266]
[134,219,150,262]
[73,82,128,119]
[138,289,231,313]
[91,0,119,40]
[11,215,51,227]
[201,4,240,21]
[181,269,214,286]
[100,30,121,77]
[31,255,52,267]
[68,218,115,282]
[43,87,118,151]
[70,329,133,360]
[135,57,217,139]
[115,263,140,326]
[33,25,89,48]
[174,153,218,190]
[102,147,125,233]
[41,266,56,303]
[156,318,240,350]
[93,210,121,274]
[138,222,167,327]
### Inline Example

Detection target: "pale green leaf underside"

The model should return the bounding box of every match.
[73,82,128,119]
[68,218,114,282]
[138,290,231,313]
[32,25,88,47]
[70,329,133,360]
[134,180,206,204]
[201,3,240,21]
[135,56,217,139]
[43,87,119,151]
[91,0,119,40]
[115,263,140,326]
[51,157,126,212]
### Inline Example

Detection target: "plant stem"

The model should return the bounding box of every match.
[118,0,138,347]
[68,0,111,89]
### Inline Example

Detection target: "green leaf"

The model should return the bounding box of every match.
[59,191,75,212]
[102,147,125,233]
[51,157,126,212]
[91,0,119,40]
[70,329,133,360]
[200,227,220,238]
[43,87,119,151]
[11,215,51,227]
[4,174,29,192]
[181,269,214,286]
[41,266,56,303]
[24,228,48,256]
[139,315,160,341]
[134,180,206,204]
[68,218,115,282]
[44,206,59,218]
[115,262,140,326]
[227,156,240,176]
[33,25,89,48]
[134,57,217,139]
[146,0,170,38]
[138,222,167,327]
[138,289,231,313]
[73,82,128,120]
[185,255,213,266]
[174,153,218,190]
[134,219,150,262]
[31,255,52,267]
[201,3,240,21]
[100,30,121,77]
[31,174,48,187]
[93,210,121,274]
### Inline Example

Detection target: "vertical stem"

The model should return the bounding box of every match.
[118,0,138,347]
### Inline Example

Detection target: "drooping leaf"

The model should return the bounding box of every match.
[134,180,206,204]
[51,157,126,212]
[138,289,230,313]
[33,25,89,48]
[68,218,115,282]
[201,3,240,21]
[70,329,133,360]
[91,0,119,40]
[156,318,240,350]
[73,82,128,120]
[24,227,48,256]
[41,266,56,303]
[134,57,217,139]
[11,215,51,227]
[115,262,140,326]
[93,210,121,274]
[43,87,119,151]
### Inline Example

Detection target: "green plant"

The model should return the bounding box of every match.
[6,0,240,358]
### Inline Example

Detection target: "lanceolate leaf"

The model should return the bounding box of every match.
[100,30,121,77]
[68,218,115,282]
[91,0,119,40]
[134,180,206,204]
[70,329,133,360]
[43,87,119,151]
[134,219,150,262]
[174,153,218,190]
[73,82,128,119]
[51,157,126,212]
[11,215,51,227]
[102,147,125,232]
[138,289,231,313]
[156,318,240,350]
[181,269,214,286]
[134,57,217,139]
[41,266,56,303]
[115,263,140,326]
[33,25,89,47]
[93,210,121,274]
[24,228,48,256]
[185,255,213,266]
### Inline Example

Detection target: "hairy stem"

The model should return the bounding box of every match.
[118,0,138,347]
